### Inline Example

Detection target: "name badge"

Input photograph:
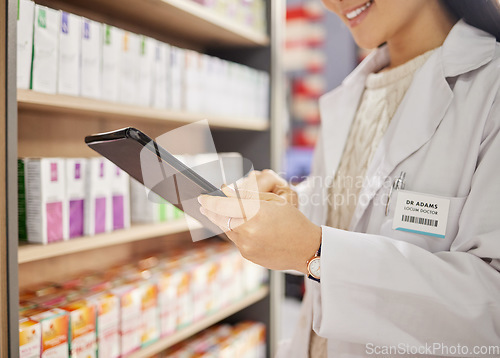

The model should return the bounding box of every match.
[392,190,450,238]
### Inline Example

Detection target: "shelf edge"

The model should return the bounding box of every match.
[17,90,270,131]
[18,220,192,264]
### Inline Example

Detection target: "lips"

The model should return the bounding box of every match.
[345,0,373,20]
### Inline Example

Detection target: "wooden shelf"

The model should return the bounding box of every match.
[39,0,269,48]
[17,90,270,131]
[18,220,196,264]
[128,286,269,358]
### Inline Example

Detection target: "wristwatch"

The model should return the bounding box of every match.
[306,243,321,282]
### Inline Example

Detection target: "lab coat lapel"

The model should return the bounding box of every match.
[349,20,496,230]
[349,53,453,230]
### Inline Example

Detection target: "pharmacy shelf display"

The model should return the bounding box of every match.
[2,0,285,356]
[44,0,269,47]
[17,89,269,131]
[128,286,269,358]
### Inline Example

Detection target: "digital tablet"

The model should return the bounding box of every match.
[85,127,227,239]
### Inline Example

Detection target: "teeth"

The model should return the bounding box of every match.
[346,0,372,20]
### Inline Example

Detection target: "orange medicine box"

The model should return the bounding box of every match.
[25,308,69,358]
[156,270,179,337]
[111,283,142,356]
[139,281,160,347]
[19,317,41,358]
[86,291,120,358]
[60,300,97,358]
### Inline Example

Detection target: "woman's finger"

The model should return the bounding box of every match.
[221,187,285,203]
[199,207,245,232]
[198,195,261,218]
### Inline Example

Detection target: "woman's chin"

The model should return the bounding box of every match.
[353,36,384,51]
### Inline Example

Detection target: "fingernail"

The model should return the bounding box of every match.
[199,207,207,216]
[197,196,204,205]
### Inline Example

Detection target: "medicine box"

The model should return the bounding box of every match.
[138,36,156,107]
[80,18,102,99]
[19,317,41,358]
[101,25,122,103]
[85,158,111,235]
[86,291,120,358]
[25,158,68,244]
[32,5,60,93]
[65,158,86,239]
[130,178,166,223]
[169,46,185,111]
[152,42,169,109]
[17,0,35,90]
[119,31,140,105]
[140,281,160,347]
[111,283,143,356]
[108,162,131,230]
[25,308,69,358]
[57,12,81,96]
[61,300,97,358]
[156,271,179,337]
[184,50,201,113]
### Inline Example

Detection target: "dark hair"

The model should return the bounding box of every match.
[443,0,500,41]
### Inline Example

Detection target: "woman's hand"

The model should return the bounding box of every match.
[198,186,321,275]
[235,169,299,208]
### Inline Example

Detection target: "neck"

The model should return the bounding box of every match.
[386,2,457,69]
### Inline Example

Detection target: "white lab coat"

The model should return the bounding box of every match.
[277,20,500,358]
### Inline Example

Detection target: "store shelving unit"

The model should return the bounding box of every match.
[1,0,286,357]
[37,0,270,48]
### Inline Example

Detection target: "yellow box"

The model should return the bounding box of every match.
[60,300,96,358]
[19,317,41,358]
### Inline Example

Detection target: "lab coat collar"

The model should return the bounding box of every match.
[318,19,497,230]
[440,19,497,78]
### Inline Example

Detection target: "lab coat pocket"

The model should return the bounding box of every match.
[380,193,467,252]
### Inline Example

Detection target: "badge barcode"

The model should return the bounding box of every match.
[401,215,438,227]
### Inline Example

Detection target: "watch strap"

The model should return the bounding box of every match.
[308,273,320,283]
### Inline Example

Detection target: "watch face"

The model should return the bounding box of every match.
[308,257,321,279]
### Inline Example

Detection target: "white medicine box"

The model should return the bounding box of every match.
[85,158,111,235]
[25,158,68,244]
[32,5,60,94]
[65,158,87,239]
[152,42,169,109]
[138,36,156,107]
[80,18,102,99]
[108,162,131,231]
[102,25,123,102]
[58,12,82,96]
[17,0,35,90]
[119,31,140,105]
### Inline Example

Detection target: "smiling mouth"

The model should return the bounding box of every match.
[345,0,373,20]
